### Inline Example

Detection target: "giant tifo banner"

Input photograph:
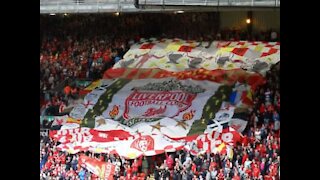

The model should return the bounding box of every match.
[70,78,225,128]
[56,132,185,159]
[54,126,241,159]
[54,123,244,159]
[111,38,280,74]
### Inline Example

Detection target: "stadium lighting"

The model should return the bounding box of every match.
[115,12,120,16]
[176,10,184,14]
[64,13,68,16]
[246,18,251,24]
[49,13,56,16]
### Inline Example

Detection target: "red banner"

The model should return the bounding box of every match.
[50,128,134,144]
[140,43,155,49]
[79,154,115,180]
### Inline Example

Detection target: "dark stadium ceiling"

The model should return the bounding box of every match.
[40,0,279,14]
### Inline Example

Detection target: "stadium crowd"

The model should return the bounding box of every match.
[40,32,127,119]
[40,62,280,179]
[40,13,280,179]
[40,13,279,120]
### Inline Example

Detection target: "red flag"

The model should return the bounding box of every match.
[232,48,249,56]
[178,45,193,52]
[140,43,154,49]
[268,48,278,54]
[89,129,134,142]
[79,154,115,180]
[261,48,278,57]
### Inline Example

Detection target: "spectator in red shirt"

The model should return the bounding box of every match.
[252,164,260,179]
[257,143,266,157]
[232,172,240,180]
[125,164,132,179]
[242,151,248,165]
[242,135,249,146]
[191,162,197,175]
[259,103,266,114]
[165,152,174,170]
[137,155,143,173]
[272,141,280,154]
[209,157,217,171]
[267,103,274,112]
[269,162,278,177]
[217,169,225,180]
[103,50,111,62]
[132,158,139,176]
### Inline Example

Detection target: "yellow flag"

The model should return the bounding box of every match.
[99,164,106,179]
[254,45,263,52]
[85,80,101,91]
[165,44,181,52]
[220,47,234,52]
[246,89,253,101]
[228,147,234,160]
[67,149,75,154]
[217,143,226,152]
[66,117,81,124]
[127,152,138,159]
[95,148,103,153]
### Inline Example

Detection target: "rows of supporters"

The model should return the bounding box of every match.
[40,13,279,116]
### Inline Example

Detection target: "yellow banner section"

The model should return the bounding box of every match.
[217,142,226,152]
[84,80,101,91]
[220,47,234,52]
[67,117,81,124]
[165,43,182,52]
[254,45,263,52]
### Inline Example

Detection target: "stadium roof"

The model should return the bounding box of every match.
[40,0,280,14]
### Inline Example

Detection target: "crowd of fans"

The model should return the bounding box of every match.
[40,33,127,118]
[40,13,280,179]
[40,13,279,118]
[40,13,279,42]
